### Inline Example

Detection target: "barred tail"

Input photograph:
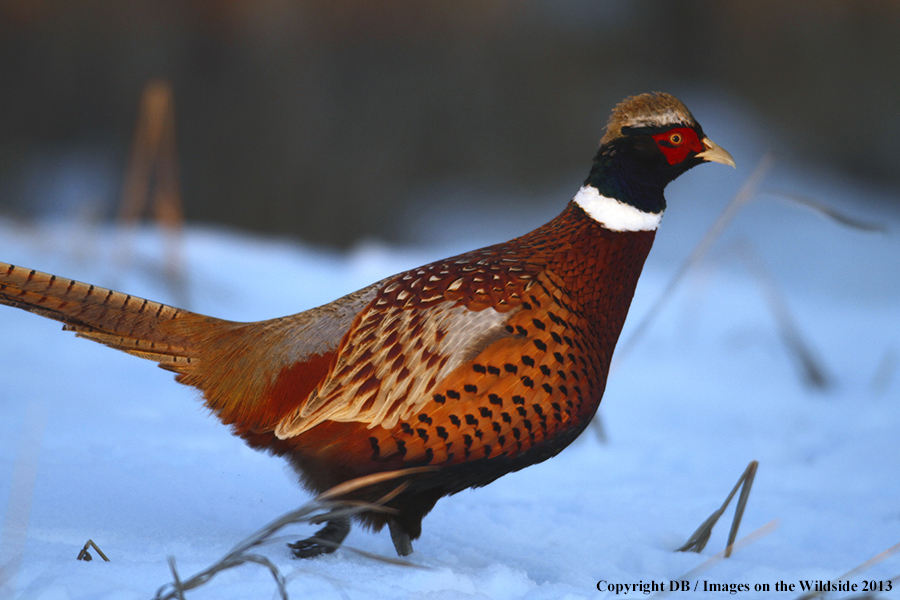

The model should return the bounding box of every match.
[0,259,357,438]
[0,261,224,369]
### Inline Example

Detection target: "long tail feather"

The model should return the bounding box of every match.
[0,258,386,445]
[0,261,223,369]
[0,260,347,438]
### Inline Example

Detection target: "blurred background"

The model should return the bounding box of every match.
[1,0,898,247]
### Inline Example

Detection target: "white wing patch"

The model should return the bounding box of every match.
[573,185,663,232]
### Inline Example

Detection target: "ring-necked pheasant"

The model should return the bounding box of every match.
[0,93,734,557]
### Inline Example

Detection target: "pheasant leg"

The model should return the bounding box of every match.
[288,517,351,558]
[388,519,413,556]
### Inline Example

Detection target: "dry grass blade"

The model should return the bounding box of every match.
[614,155,774,367]
[763,190,887,233]
[590,412,608,444]
[167,557,187,600]
[653,520,779,598]
[340,544,432,567]
[870,348,898,396]
[315,466,438,501]
[234,555,288,600]
[591,156,774,438]
[76,539,110,562]
[677,460,758,555]
[119,80,181,226]
[724,461,758,557]
[117,79,188,307]
[731,240,831,390]
[794,541,900,600]
[153,504,384,599]
[153,468,430,600]
[615,154,880,372]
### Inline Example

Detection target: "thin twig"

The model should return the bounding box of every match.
[117,79,189,308]
[615,155,774,366]
[592,158,773,451]
[167,557,185,600]
[794,541,900,600]
[76,539,110,562]
[677,460,758,555]
[616,155,881,369]
[653,520,779,598]
[235,555,288,600]
[870,348,898,396]
[730,240,831,389]
[762,190,887,233]
[316,466,437,501]
[154,467,432,600]
[724,461,758,557]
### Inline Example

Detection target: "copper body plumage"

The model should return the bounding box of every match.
[0,93,734,556]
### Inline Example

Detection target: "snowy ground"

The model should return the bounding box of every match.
[1,107,899,599]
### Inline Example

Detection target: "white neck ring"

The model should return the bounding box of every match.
[573,185,663,232]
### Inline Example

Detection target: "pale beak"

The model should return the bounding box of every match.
[696,137,736,168]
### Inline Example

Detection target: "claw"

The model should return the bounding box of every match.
[288,518,350,559]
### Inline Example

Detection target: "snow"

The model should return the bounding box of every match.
[1,114,899,598]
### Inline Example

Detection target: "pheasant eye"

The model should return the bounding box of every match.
[669,132,683,145]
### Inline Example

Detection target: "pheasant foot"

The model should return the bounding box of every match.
[288,517,351,558]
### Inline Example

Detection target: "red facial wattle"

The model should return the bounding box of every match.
[651,127,704,165]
